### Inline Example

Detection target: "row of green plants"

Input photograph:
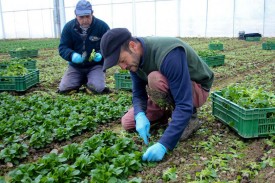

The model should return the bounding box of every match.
[0,39,59,53]
[1,131,143,183]
[0,92,132,165]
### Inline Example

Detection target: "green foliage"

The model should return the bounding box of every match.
[266,40,275,44]
[0,39,59,53]
[0,63,28,76]
[0,92,132,163]
[7,131,143,182]
[118,69,130,74]
[162,167,177,182]
[61,143,83,162]
[29,127,53,149]
[14,47,29,51]
[0,143,29,164]
[90,164,123,182]
[209,40,223,44]
[88,49,96,62]
[198,50,218,57]
[220,85,275,109]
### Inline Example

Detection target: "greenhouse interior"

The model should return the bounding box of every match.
[0,0,274,182]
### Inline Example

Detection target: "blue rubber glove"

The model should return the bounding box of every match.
[71,52,84,64]
[142,142,167,161]
[135,112,150,145]
[93,53,102,62]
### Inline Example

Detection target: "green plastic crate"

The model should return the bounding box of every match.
[208,44,223,50]
[245,37,261,41]
[9,49,38,58]
[114,73,132,90]
[262,43,275,50]
[201,55,225,67]
[0,60,36,70]
[211,91,275,138]
[0,69,39,91]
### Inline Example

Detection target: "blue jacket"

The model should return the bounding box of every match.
[59,17,110,68]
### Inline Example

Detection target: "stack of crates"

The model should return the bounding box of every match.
[0,58,39,92]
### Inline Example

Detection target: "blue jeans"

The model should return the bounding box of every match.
[59,65,106,93]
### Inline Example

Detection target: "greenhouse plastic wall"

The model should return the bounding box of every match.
[0,0,274,39]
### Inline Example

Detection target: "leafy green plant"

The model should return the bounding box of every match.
[162,167,177,182]
[29,128,53,149]
[0,143,29,164]
[112,153,142,178]
[73,154,92,175]
[8,163,36,182]
[118,69,130,74]
[35,153,66,176]
[195,167,217,181]
[46,164,81,183]
[89,49,96,62]
[60,143,83,162]
[220,85,275,109]
[0,63,28,76]
[198,50,218,57]
[90,164,123,183]
[210,40,223,44]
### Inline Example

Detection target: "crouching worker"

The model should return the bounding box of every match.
[58,0,110,94]
[100,28,214,162]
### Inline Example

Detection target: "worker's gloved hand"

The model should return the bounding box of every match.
[135,112,150,145]
[71,52,84,64]
[142,142,167,161]
[93,53,102,62]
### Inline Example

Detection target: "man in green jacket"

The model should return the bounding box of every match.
[100,28,214,162]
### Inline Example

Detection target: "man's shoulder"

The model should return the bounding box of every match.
[63,19,76,29]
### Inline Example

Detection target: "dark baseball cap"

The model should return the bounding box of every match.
[75,0,93,16]
[100,28,132,71]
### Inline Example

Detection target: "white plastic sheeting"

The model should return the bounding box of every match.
[0,0,275,39]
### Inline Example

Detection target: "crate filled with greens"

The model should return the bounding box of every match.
[0,58,36,70]
[114,70,132,90]
[198,50,225,67]
[262,40,275,50]
[212,85,275,138]
[0,63,39,91]
[208,40,224,50]
[9,47,38,58]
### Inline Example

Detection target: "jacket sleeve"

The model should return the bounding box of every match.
[159,47,193,150]
[58,23,75,62]
[130,72,148,116]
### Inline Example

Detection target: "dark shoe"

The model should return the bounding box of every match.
[57,89,78,94]
[101,87,112,94]
[85,87,112,94]
[180,112,202,141]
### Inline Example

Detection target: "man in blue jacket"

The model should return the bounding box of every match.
[58,0,110,94]
[100,28,214,162]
